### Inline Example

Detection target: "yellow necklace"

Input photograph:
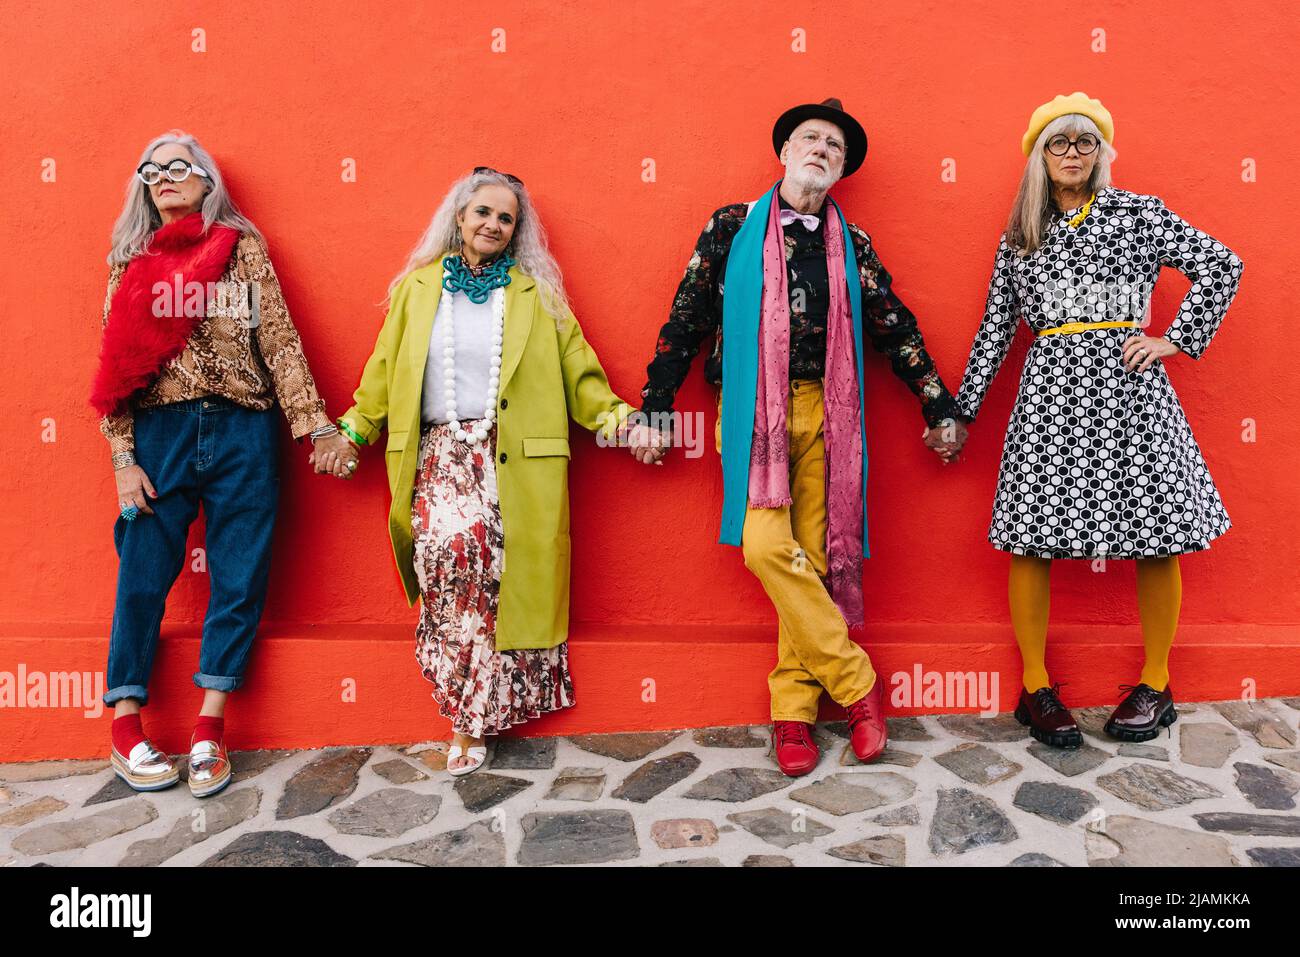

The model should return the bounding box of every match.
[1066,192,1096,228]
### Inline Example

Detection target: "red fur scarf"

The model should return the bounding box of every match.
[89,212,241,417]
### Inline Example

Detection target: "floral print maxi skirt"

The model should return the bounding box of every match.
[410,420,575,738]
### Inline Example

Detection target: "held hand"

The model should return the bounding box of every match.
[922,418,969,466]
[1122,335,1181,373]
[626,424,667,466]
[309,433,360,479]
[612,417,649,456]
[114,463,157,516]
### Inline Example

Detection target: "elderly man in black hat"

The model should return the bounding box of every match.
[629,98,967,776]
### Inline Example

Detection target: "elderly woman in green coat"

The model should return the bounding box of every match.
[318,168,635,775]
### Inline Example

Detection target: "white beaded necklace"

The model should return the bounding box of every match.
[438,283,505,444]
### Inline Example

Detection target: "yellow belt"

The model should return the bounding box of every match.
[1037,320,1140,337]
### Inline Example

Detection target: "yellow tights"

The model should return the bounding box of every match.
[1009,555,1053,693]
[1008,554,1181,693]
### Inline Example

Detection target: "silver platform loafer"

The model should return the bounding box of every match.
[110,739,180,792]
[187,738,232,798]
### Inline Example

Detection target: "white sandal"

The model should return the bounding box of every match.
[447,744,487,777]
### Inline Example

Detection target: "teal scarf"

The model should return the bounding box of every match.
[718,182,871,557]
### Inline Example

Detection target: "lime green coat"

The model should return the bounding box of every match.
[339,256,633,650]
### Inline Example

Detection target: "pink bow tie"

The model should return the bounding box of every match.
[779,208,821,232]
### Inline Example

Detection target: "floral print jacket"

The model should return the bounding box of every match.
[640,197,961,428]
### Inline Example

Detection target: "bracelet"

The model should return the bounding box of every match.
[112,451,137,470]
[337,419,366,446]
[309,423,340,443]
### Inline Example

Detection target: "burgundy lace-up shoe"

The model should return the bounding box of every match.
[1104,683,1177,742]
[1013,684,1083,748]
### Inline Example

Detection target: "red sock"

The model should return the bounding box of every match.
[192,715,224,747]
[111,713,146,756]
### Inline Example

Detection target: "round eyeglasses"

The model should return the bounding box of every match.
[1045,133,1100,156]
[136,159,211,186]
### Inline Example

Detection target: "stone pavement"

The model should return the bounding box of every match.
[3,697,1299,867]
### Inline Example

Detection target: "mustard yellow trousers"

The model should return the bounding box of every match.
[718,379,877,723]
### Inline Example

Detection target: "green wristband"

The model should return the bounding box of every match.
[337,419,366,445]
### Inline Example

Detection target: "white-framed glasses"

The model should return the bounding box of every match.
[136,158,210,186]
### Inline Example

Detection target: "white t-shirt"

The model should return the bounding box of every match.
[420,287,495,425]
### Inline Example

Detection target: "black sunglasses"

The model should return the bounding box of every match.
[474,166,524,186]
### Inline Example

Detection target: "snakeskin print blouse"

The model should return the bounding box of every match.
[98,233,331,458]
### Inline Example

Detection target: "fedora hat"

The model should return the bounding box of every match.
[771,97,868,177]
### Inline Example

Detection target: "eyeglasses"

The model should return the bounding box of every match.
[795,129,845,156]
[137,158,211,186]
[473,166,525,186]
[1044,133,1100,156]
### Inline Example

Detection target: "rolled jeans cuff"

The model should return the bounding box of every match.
[193,672,242,693]
[103,684,150,707]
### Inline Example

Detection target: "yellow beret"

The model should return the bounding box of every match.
[1021,92,1114,156]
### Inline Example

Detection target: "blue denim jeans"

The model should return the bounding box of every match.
[103,396,280,706]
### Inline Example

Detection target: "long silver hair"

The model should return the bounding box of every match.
[107,130,261,265]
[387,169,572,322]
[1006,114,1117,255]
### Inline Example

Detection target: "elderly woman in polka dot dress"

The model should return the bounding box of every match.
[954,93,1243,749]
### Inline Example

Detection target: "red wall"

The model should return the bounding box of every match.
[2,1,1296,759]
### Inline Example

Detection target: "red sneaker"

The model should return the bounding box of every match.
[771,721,819,777]
[846,679,888,762]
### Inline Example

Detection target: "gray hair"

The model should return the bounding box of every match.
[388,169,572,322]
[107,130,261,265]
[1006,114,1117,255]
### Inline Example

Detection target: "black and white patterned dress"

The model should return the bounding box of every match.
[955,187,1244,559]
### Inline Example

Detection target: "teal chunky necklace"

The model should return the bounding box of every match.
[443,253,515,304]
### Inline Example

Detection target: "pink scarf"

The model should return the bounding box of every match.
[748,196,865,626]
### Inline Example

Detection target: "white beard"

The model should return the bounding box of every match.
[784,162,838,193]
